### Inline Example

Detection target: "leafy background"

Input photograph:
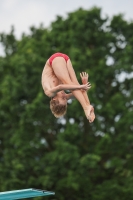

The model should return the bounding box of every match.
[0,7,133,200]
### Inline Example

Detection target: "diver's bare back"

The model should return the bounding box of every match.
[41,60,60,97]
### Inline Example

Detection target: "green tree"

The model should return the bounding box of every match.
[0,7,133,200]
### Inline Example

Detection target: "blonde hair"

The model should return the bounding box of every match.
[50,99,67,118]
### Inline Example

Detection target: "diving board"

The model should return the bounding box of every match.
[0,188,55,200]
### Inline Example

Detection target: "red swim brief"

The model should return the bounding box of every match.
[49,52,69,66]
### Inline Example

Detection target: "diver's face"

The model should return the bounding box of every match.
[58,96,67,105]
[54,91,67,105]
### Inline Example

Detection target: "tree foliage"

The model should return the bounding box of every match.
[0,7,133,200]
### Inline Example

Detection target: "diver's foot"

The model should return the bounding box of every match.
[84,105,95,123]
